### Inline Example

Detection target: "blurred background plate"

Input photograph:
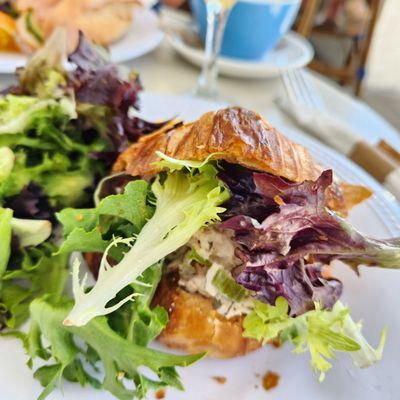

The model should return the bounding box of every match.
[108,8,164,64]
[0,8,163,74]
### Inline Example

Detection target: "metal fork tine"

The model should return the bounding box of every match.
[285,69,307,106]
[289,69,313,108]
[280,68,326,111]
[296,69,325,110]
[280,69,297,104]
[292,69,312,106]
[288,69,312,108]
[293,69,314,108]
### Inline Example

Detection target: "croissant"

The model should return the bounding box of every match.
[114,107,371,214]
[153,270,261,358]
[111,107,372,358]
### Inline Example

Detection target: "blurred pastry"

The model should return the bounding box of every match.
[15,0,139,53]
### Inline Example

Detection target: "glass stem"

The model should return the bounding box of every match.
[196,2,230,98]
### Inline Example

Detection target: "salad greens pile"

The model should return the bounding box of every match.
[26,186,203,398]
[28,296,201,400]
[0,30,199,399]
[0,29,162,218]
[27,170,205,398]
[1,172,203,398]
[0,206,65,330]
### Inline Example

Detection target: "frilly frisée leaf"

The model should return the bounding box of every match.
[243,297,386,381]
[64,156,229,326]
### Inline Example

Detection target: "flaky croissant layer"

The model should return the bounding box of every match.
[114,107,371,214]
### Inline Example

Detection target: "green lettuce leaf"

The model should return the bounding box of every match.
[0,146,14,183]
[0,243,68,330]
[0,207,12,278]
[243,297,386,381]
[10,218,51,247]
[56,208,99,235]
[16,28,68,99]
[56,227,109,255]
[28,296,203,400]
[97,180,152,229]
[65,159,229,326]
[108,263,168,346]
[1,206,51,280]
[56,180,152,255]
[0,95,75,136]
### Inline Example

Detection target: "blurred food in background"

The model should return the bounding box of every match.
[0,0,140,53]
[0,8,17,51]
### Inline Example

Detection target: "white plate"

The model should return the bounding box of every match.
[1,93,400,400]
[0,8,163,74]
[164,16,314,79]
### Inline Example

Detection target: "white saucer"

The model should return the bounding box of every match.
[163,10,314,79]
[0,8,163,74]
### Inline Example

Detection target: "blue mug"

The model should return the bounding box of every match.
[189,0,301,60]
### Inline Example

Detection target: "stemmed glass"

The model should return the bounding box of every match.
[194,0,237,99]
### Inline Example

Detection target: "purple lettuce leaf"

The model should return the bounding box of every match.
[220,168,400,315]
[5,182,52,220]
[236,259,342,316]
[68,33,168,154]
[218,163,279,221]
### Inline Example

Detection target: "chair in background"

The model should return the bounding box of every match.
[295,0,321,37]
[294,0,383,96]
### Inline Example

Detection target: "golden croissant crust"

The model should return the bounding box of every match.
[152,271,261,358]
[114,107,371,213]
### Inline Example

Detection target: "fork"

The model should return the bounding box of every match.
[278,68,400,200]
[280,68,325,111]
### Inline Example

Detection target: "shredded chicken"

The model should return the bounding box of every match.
[166,226,253,319]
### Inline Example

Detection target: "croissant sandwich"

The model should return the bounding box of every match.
[60,107,400,378]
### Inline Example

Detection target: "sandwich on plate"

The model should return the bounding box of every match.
[42,105,400,399]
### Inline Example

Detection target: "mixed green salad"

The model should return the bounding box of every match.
[0,31,195,399]
[1,30,400,400]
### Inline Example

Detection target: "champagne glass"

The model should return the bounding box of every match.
[194,0,237,99]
